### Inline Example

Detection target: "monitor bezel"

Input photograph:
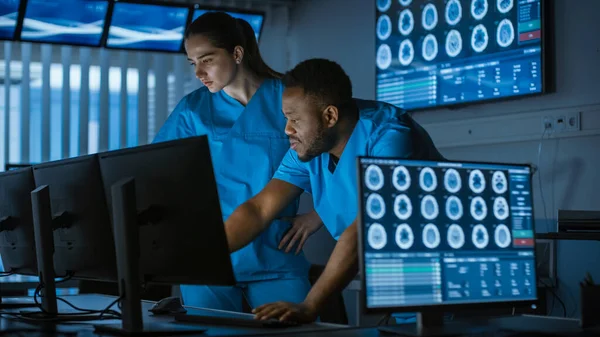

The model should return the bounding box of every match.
[191,4,266,42]
[102,0,191,54]
[16,0,112,48]
[356,156,539,315]
[374,0,552,113]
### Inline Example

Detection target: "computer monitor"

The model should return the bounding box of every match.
[105,0,190,53]
[0,0,21,40]
[19,0,110,46]
[0,167,37,276]
[192,6,265,42]
[31,154,117,281]
[375,0,548,110]
[357,157,537,334]
[94,135,234,335]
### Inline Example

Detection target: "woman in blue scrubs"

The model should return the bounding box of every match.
[153,12,319,312]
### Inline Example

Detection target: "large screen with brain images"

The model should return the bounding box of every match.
[375,0,546,110]
[358,157,537,310]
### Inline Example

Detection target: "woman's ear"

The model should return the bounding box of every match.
[233,46,245,64]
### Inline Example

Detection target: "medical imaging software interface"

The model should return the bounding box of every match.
[376,0,543,109]
[359,158,536,309]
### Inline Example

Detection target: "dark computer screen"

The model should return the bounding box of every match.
[0,168,38,276]
[192,7,264,42]
[375,0,545,110]
[19,0,109,46]
[105,1,189,52]
[0,0,20,40]
[32,155,117,281]
[358,157,537,311]
[97,136,235,286]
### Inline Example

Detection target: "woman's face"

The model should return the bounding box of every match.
[185,34,239,93]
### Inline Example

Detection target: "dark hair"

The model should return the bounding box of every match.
[282,58,354,113]
[185,12,281,79]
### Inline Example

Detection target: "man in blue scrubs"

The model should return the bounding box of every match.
[223,58,443,322]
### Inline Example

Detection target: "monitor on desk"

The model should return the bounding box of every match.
[0,168,38,277]
[97,136,234,286]
[32,154,117,281]
[357,157,537,333]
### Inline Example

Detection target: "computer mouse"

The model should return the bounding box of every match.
[149,296,187,315]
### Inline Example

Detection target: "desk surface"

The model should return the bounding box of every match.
[1,294,598,337]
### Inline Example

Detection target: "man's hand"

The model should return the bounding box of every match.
[279,211,323,254]
[252,301,318,323]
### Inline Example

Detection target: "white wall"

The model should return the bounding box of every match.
[290,0,600,324]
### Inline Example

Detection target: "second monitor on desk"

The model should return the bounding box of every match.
[357,157,538,336]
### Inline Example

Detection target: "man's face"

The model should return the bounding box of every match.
[282,87,334,162]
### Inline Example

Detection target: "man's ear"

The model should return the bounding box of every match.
[322,105,339,128]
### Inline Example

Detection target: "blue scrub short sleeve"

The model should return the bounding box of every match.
[152,97,196,143]
[273,149,312,194]
[370,124,413,158]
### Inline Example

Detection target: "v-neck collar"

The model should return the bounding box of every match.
[325,121,361,176]
[219,78,270,108]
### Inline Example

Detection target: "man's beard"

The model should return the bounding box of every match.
[297,124,336,162]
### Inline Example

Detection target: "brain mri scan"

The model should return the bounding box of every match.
[395,224,414,249]
[377,15,393,41]
[497,0,513,14]
[446,196,464,221]
[377,43,393,70]
[399,9,414,36]
[447,224,465,249]
[472,224,489,249]
[399,39,415,66]
[471,24,489,52]
[444,168,462,193]
[497,18,515,47]
[492,171,508,194]
[445,29,463,57]
[471,0,489,20]
[469,169,486,193]
[493,196,509,220]
[366,193,386,220]
[422,34,439,61]
[421,195,439,220]
[394,194,413,220]
[422,223,441,249]
[368,223,387,250]
[377,0,392,12]
[392,166,411,191]
[445,0,462,26]
[419,167,438,192]
[422,3,438,30]
[470,196,488,221]
[494,224,511,248]
[365,164,385,191]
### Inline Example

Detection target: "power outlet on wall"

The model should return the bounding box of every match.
[541,111,581,134]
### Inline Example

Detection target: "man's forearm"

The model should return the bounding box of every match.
[303,222,358,311]
[225,201,270,253]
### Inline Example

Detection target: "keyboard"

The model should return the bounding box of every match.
[174,313,300,328]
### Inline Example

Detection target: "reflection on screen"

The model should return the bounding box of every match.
[0,0,20,40]
[193,9,264,41]
[375,0,543,110]
[359,158,536,309]
[107,2,189,52]
[20,0,108,45]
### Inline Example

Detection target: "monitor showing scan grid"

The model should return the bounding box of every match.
[357,157,537,311]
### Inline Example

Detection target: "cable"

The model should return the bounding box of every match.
[537,128,550,232]
[99,295,123,319]
[377,313,391,326]
[539,278,566,317]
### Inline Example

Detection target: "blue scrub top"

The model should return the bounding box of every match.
[153,78,310,282]
[273,99,442,240]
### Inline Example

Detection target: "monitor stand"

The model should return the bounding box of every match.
[378,312,491,337]
[24,185,100,320]
[93,178,206,336]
